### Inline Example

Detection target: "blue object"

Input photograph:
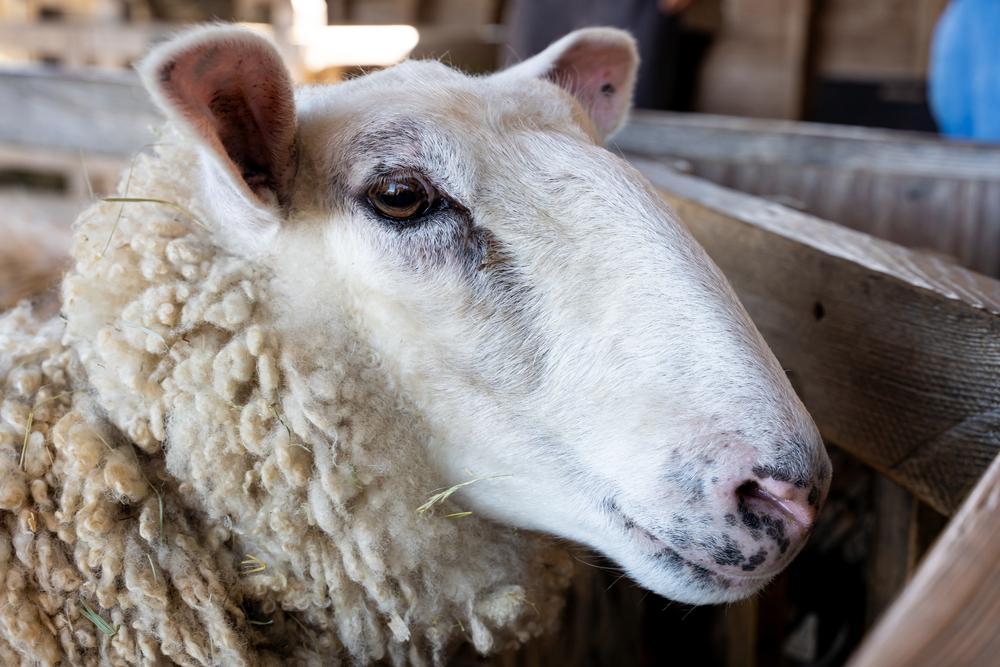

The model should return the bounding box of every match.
[930,0,1000,141]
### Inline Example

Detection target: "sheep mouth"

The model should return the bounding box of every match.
[602,500,777,591]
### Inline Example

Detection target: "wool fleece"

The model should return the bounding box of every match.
[0,136,571,666]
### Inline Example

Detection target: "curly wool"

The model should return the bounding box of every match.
[0,137,572,665]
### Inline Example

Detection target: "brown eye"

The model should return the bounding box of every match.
[367,173,437,221]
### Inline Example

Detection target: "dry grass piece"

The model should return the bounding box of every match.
[79,601,118,637]
[508,591,540,615]
[18,411,33,470]
[415,475,511,516]
[239,554,267,575]
[147,554,158,583]
[99,142,201,257]
[271,404,312,452]
[19,391,71,470]
[102,197,207,230]
[119,320,170,353]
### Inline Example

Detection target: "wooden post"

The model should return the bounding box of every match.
[847,452,1000,667]
[865,477,917,626]
[724,598,758,667]
[696,0,813,119]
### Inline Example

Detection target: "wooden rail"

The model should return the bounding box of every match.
[615,111,1000,278]
[0,68,156,157]
[631,157,1000,516]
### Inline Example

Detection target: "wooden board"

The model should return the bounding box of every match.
[629,157,1000,516]
[847,452,1000,667]
[615,111,1000,278]
[0,19,175,68]
[0,68,158,157]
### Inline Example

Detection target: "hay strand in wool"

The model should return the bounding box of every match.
[79,601,118,637]
[416,475,511,515]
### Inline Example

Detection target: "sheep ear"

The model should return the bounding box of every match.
[501,27,638,141]
[138,26,297,247]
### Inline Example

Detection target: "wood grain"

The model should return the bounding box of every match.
[615,111,1000,278]
[630,157,1000,515]
[847,452,1000,667]
[0,68,158,158]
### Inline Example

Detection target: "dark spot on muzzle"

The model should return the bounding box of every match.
[738,495,792,554]
[709,534,745,568]
[655,547,730,590]
[741,548,768,572]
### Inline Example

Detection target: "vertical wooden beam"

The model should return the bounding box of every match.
[913,0,949,75]
[865,477,917,626]
[848,453,1000,666]
[724,598,759,667]
[782,0,814,119]
[696,0,813,119]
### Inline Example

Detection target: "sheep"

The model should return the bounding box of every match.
[0,25,831,666]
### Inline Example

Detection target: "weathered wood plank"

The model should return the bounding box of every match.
[0,68,158,157]
[0,19,176,69]
[615,111,1000,277]
[847,452,1000,667]
[617,111,1000,180]
[629,157,1000,515]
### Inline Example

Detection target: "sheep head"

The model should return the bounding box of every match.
[133,25,831,614]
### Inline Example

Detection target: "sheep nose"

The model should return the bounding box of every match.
[735,477,818,531]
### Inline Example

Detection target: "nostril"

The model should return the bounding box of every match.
[736,479,816,528]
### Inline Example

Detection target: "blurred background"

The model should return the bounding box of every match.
[0,2,996,666]
[0,0,973,124]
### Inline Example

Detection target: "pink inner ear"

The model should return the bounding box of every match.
[548,42,633,137]
[156,39,296,206]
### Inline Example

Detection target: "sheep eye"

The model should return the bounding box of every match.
[367,173,437,222]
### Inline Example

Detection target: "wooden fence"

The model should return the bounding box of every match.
[614,111,1000,278]
[628,160,999,666]
[1,68,997,666]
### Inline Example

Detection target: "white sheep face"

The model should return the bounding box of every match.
[141,26,831,606]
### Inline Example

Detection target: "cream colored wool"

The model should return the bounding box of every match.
[0,137,572,665]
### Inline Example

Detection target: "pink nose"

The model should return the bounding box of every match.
[735,477,819,532]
